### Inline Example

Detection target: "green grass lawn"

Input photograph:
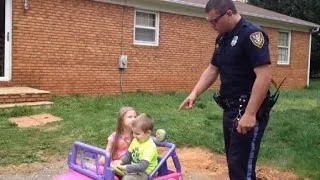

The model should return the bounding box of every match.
[0,80,319,179]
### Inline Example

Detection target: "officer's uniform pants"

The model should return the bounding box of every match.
[223,108,269,180]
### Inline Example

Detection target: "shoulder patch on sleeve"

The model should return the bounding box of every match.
[249,32,264,48]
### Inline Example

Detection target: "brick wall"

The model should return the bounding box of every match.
[263,27,309,88]
[1,0,310,94]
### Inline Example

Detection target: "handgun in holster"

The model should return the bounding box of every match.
[213,92,228,110]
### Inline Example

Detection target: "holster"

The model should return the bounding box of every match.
[213,92,249,110]
[212,92,229,110]
[237,95,271,121]
[245,90,282,120]
[213,78,285,113]
[213,92,273,121]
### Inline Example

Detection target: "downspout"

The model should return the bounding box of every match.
[308,27,320,87]
[307,33,312,87]
[312,27,320,35]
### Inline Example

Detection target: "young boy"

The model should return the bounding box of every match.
[113,113,158,180]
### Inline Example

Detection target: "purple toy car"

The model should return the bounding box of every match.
[54,137,182,180]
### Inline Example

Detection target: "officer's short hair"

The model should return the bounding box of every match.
[205,0,237,14]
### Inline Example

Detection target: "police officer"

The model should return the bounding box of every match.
[179,0,272,179]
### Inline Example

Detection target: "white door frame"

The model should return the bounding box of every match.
[0,0,12,81]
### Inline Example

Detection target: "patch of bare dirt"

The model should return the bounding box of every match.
[8,114,62,128]
[0,155,66,175]
[173,147,300,180]
[0,147,302,180]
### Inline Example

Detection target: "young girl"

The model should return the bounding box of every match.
[105,107,137,162]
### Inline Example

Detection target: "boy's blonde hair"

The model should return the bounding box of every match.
[132,113,153,132]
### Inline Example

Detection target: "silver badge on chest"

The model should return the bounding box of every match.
[231,36,238,46]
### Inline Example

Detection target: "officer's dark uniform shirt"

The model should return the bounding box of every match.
[211,18,271,98]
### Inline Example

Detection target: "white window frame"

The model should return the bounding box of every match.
[0,0,12,81]
[277,30,291,65]
[133,9,160,46]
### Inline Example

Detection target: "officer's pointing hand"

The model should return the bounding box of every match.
[236,113,257,134]
[178,94,197,111]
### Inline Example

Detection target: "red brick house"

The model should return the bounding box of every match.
[0,0,319,98]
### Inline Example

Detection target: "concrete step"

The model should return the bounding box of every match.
[0,87,51,104]
[0,101,53,109]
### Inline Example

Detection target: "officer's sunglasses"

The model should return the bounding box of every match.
[207,10,228,25]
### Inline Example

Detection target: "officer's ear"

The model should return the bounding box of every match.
[226,10,233,17]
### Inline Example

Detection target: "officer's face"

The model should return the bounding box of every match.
[207,9,231,33]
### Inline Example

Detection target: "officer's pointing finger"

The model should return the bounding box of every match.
[178,102,185,111]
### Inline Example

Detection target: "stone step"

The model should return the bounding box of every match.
[0,101,53,109]
[0,87,51,104]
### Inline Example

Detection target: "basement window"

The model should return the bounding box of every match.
[134,10,159,46]
[278,31,291,65]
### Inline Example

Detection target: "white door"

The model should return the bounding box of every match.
[0,0,12,81]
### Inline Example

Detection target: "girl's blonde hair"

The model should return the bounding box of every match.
[111,107,135,159]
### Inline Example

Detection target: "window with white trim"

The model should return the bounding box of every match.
[278,31,291,65]
[134,10,159,46]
